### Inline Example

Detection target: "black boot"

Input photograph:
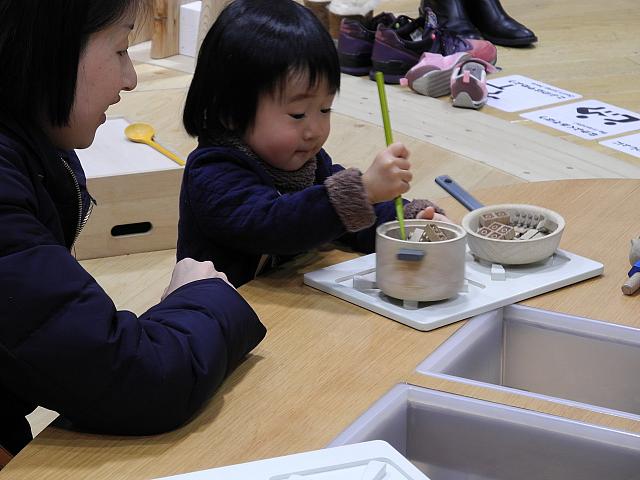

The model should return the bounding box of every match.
[462,0,537,46]
[419,0,482,39]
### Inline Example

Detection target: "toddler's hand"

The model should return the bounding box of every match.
[162,258,234,300]
[417,206,454,223]
[362,142,411,204]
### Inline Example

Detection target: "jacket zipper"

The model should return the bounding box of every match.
[60,157,88,248]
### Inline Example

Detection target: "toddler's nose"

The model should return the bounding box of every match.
[303,122,322,141]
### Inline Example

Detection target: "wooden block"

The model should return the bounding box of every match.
[520,228,541,240]
[513,211,539,227]
[477,227,493,237]
[481,211,510,227]
[151,0,180,59]
[496,224,515,240]
[516,212,543,228]
[423,223,447,242]
[408,227,425,242]
[492,210,510,225]
[479,212,497,227]
[537,218,558,233]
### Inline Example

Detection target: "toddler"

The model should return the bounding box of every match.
[179,0,446,287]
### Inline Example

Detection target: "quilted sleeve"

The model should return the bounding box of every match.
[0,154,266,434]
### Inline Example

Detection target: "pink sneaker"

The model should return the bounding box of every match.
[466,39,498,66]
[450,59,498,109]
[401,51,471,97]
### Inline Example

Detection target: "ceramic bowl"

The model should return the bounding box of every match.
[461,203,565,265]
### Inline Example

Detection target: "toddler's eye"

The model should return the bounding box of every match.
[321,108,332,114]
[117,49,129,57]
[289,113,305,120]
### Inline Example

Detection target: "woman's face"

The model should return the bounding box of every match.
[47,13,137,150]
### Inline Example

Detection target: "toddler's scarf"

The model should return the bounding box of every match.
[206,131,317,193]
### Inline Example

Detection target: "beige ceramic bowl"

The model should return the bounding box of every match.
[461,204,565,265]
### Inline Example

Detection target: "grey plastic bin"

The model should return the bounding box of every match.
[417,304,640,420]
[329,384,640,479]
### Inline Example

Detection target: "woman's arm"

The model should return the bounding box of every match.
[0,157,266,434]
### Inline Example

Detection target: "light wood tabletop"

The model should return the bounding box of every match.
[4,179,640,479]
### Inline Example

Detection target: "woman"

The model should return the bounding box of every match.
[0,0,266,461]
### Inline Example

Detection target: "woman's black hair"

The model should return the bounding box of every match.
[0,0,148,127]
[183,0,340,138]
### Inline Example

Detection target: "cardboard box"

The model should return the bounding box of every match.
[74,118,184,260]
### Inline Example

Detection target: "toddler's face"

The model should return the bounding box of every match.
[243,73,335,171]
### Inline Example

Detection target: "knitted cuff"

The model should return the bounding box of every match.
[325,168,376,232]
[403,199,446,219]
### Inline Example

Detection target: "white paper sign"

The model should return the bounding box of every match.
[600,132,640,159]
[486,75,581,112]
[520,100,640,139]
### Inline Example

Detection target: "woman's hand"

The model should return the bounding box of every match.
[362,142,412,204]
[162,258,234,300]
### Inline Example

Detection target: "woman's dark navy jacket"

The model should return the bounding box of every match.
[177,142,399,287]
[0,117,266,455]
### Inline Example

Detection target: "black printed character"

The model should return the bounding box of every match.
[576,106,640,126]
[487,82,514,100]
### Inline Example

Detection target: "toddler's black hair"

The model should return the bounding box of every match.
[183,0,340,138]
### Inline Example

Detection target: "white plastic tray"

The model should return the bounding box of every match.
[156,440,430,479]
[303,249,603,331]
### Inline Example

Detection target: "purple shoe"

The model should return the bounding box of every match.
[370,10,496,84]
[337,12,396,76]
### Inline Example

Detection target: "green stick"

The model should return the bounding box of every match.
[374,71,406,240]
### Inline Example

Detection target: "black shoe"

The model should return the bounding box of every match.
[462,0,537,46]
[419,0,482,39]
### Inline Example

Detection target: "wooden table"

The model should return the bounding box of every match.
[4,179,640,479]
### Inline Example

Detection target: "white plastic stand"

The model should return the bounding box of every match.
[303,249,603,331]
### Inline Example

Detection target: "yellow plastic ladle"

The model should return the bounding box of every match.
[124,122,186,166]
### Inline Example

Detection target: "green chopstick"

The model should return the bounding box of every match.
[374,71,406,240]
